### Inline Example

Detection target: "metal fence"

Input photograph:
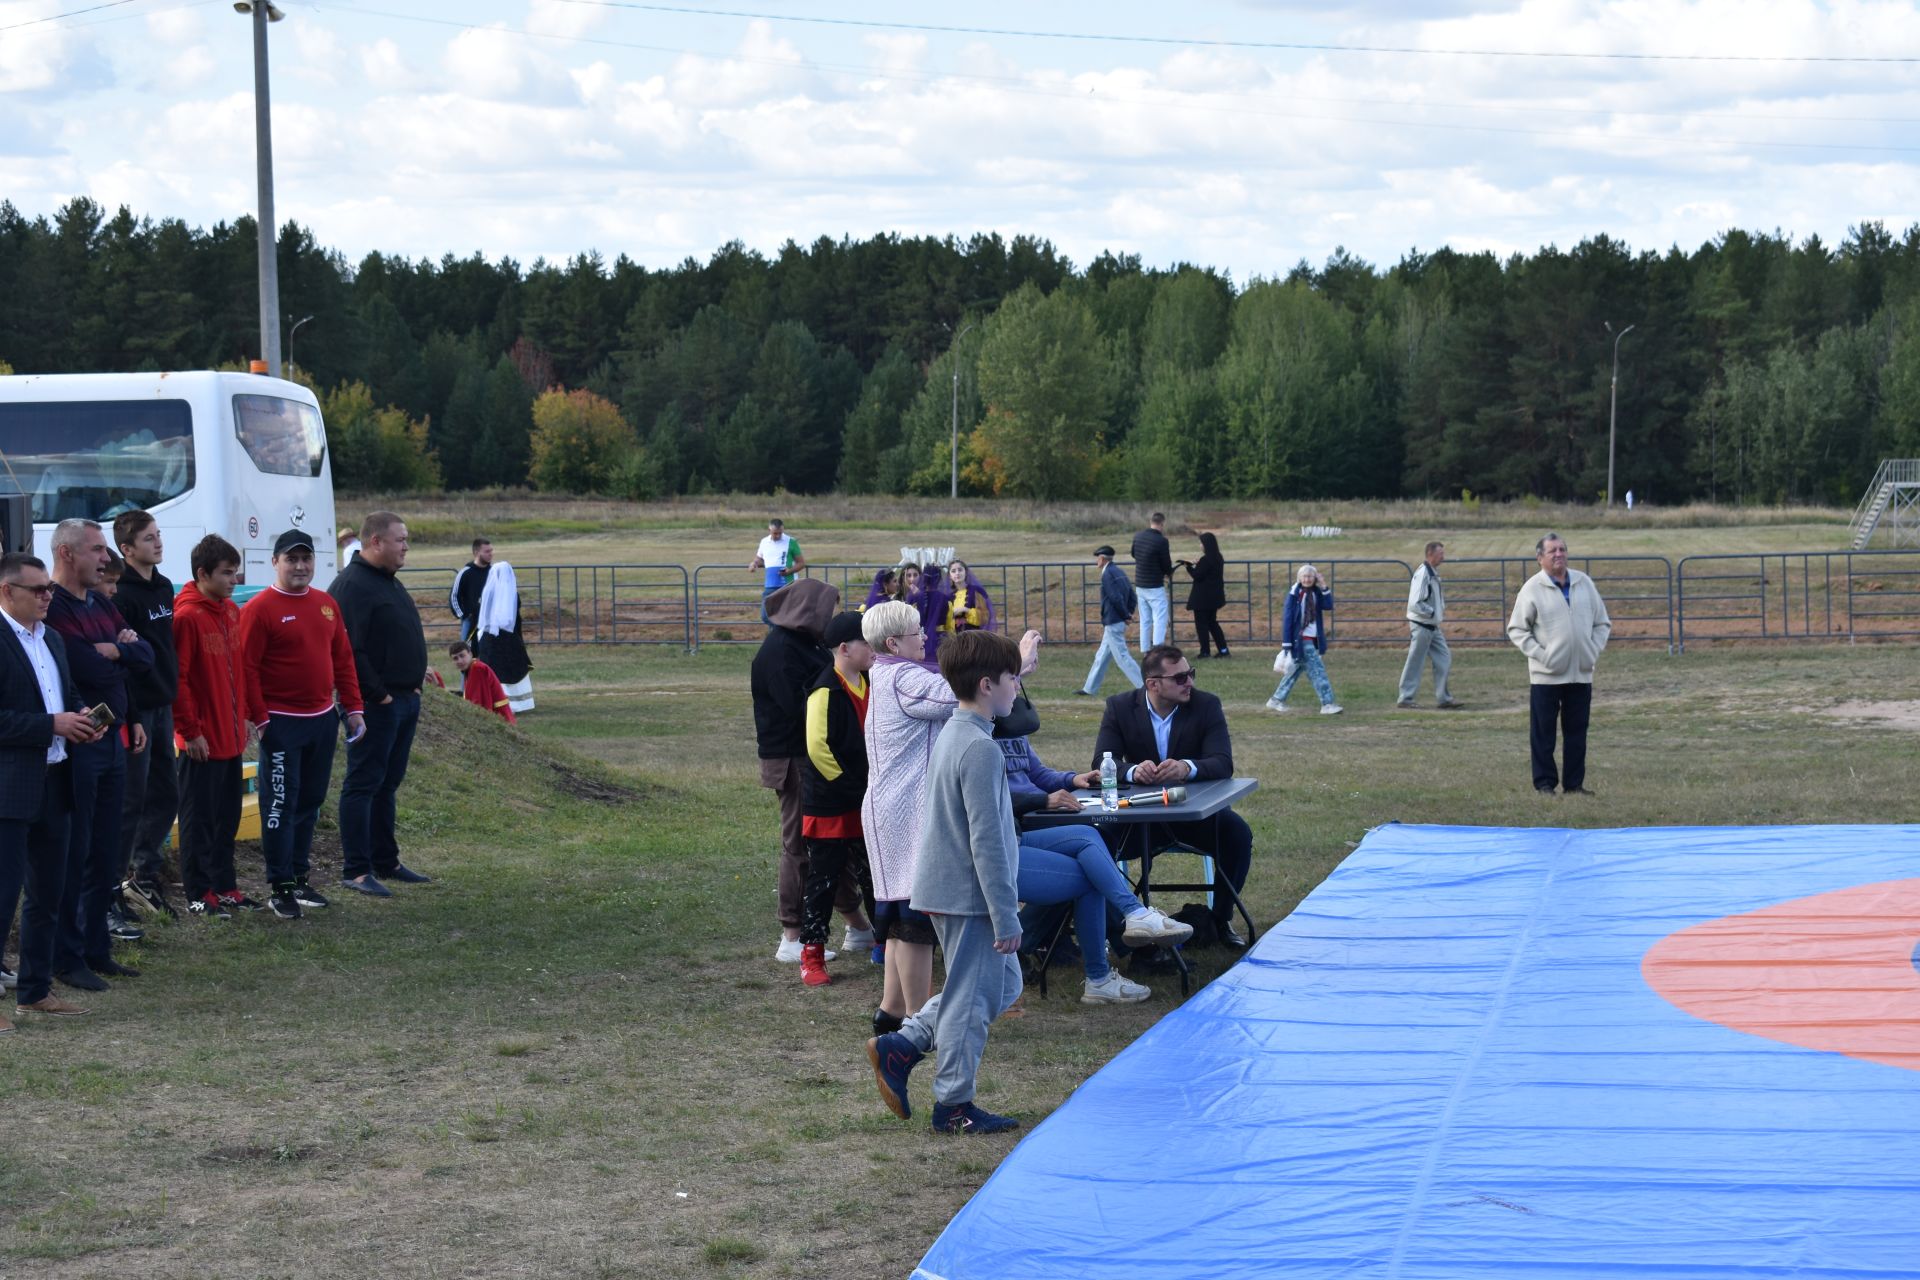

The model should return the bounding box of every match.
[392,552,1920,655]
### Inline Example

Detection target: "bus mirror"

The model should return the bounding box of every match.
[0,495,30,557]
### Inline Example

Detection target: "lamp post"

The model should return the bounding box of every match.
[287,314,313,379]
[1605,321,1636,509]
[947,323,975,500]
[235,2,286,377]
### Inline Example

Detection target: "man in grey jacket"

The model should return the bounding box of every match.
[1397,541,1463,710]
[1079,545,1143,697]
[1507,532,1611,796]
[865,630,1026,1136]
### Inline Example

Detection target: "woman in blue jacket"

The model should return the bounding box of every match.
[1267,564,1344,715]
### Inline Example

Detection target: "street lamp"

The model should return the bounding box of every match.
[235,2,286,377]
[287,314,314,379]
[946,323,976,500]
[1605,321,1636,509]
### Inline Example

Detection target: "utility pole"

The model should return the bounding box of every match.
[1605,321,1636,508]
[947,323,975,500]
[238,2,286,377]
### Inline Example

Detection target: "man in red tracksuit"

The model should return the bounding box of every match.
[172,535,260,919]
[240,530,367,920]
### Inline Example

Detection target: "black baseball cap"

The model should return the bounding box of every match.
[273,529,315,556]
[1093,544,1116,558]
[823,611,867,649]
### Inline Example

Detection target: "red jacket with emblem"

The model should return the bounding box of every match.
[239,585,364,721]
[172,580,256,760]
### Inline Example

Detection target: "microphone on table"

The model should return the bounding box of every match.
[1081,786,1187,809]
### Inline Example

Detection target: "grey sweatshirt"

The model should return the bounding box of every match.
[909,708,1022,939]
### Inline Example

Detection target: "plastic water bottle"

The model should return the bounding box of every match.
[1100,751,1119,813]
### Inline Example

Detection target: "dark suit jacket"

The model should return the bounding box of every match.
[1092,688,1234,782]
[0,620,79,822]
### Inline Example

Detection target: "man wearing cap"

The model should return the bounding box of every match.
[1078,545,1142,697]
[239,531,367,920]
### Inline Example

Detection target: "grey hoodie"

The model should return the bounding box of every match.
[909,709,1022,939]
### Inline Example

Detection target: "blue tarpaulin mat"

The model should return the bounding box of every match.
[914,823,1920,1280]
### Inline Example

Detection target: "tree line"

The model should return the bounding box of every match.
[6,197,1920,506]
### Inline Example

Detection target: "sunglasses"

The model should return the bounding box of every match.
[4,582,54,597]
[1150,669,1195,685]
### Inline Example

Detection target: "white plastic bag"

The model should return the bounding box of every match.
[1273,648,1296,678]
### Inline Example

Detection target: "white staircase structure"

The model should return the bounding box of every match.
[1849,460,1920,550]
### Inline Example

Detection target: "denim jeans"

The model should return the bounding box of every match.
[1272,644,1337,706]
[1016,840,1113,981]
[1137,586,1170,651]
[1082,622,1144,694]
[340,692,420,880]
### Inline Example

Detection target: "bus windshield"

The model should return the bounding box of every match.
[0,398,196,523]
[233,394,326,477]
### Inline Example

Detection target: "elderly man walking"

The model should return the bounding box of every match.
[1397,541,1463,710]
[1506,533,1611,796]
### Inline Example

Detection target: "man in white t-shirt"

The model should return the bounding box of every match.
[749,519,805,624]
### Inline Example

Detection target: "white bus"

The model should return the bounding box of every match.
[0,370,337,589]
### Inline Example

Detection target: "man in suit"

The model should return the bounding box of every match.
[0,553,108,1027]
[1092,643,1252,949]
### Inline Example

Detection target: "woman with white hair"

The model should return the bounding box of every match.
[1267,563,1342,715]
[477,562,534,714]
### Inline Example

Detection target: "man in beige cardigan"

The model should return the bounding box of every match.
[1506,533,1611,796]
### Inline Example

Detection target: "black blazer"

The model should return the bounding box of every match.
[1092,688,1234,782]
[0,620,79,822]
[1183,553,1226,613]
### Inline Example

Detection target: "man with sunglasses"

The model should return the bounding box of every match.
[1,553,109,1025]
[1091,644,1253,951]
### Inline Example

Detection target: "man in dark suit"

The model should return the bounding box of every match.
[0,553,108,1027]
[1092,643,1252,949]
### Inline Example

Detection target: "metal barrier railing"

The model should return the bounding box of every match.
[387,554,1920,655]
[1675,551,1920,650]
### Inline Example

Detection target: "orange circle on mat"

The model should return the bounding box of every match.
[1642,877,1920,1073]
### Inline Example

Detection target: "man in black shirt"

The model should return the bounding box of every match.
[332,511,431,898]
[112,510,181,917]
[1129,512,1174,653]
[448,536,492,652]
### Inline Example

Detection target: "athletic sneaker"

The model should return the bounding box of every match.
[110,886,143,923]
[124,878,179,920]
[870,943,886,966]
[218,890,265,913]
[1265,698,1288,712]
[799,942,830,987]
[1395,699,1417,710]
[1319,703,1345,716]
[841,925,876,954]
[1081,972,1152,1004]
[930,1101,1019,1135]
[871,1008,903,1036]
[268,886,302,921]
[105,908,144,942]
[188,892,231,920]
[0,968,17,990]
[866,1032,923,1119]
[774,937,835,964]
[1120,906,1194,946]
[291,879,331,909]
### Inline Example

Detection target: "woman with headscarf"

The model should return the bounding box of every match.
[1178,531,1231,659]
[477,562,534,714]
[861,568,897,611]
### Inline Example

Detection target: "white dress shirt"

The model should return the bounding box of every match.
[6,610,68,764]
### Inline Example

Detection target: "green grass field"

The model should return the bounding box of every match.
[6,630,1919,1278]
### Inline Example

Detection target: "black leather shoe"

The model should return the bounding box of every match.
[91,958,141,978]
[1535,786,1558,796]
[1564,786,1596,796]
[56,967,109,992]
[1216,923,1249,951]
[384,864,433,884]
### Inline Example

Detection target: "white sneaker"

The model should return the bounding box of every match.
[1082,972,1151,1004]
[1120,907,1195,946]
[775,937,836,963]
[1320,703,1345,716]
[841,926,876,953]
[1265,698,1287,712]
[0,967,15,990]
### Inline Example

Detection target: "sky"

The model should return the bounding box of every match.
[2,0,1918,279]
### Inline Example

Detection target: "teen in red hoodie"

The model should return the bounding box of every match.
[240,530,366,919]
[172,535,259,918]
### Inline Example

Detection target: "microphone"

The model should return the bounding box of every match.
[1082,785,1188,809]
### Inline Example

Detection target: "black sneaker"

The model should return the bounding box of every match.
[219,891,265,913]
[125,879,180,920]
[56,966,110,993]
[291,879,330,909]
[384,864,433,885]
[91,957,140,978]
[110,887,144,923]
[871,1008,904,1036]
[268,887,302,920]
[188,893,231,920]
[105,909,145,942]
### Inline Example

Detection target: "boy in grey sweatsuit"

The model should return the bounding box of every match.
[864,630,1026,1135]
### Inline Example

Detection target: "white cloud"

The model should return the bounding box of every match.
[0,0,74,92]
[527,0,608,40]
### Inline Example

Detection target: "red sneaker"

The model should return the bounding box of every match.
[800,942,831,987]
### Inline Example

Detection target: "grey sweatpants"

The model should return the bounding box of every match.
[897,912,1024,1106]
[1397,622,1452,704]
